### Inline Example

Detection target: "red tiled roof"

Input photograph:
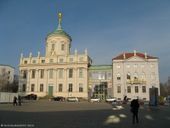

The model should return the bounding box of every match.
[113,52,158,60]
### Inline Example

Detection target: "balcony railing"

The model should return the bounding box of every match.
[126,79,146,84]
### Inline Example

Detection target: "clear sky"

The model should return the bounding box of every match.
[0,0,170,83]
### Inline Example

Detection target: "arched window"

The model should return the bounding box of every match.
[117,73,121,80]
[127,72,131,80]
[134,72,138,80]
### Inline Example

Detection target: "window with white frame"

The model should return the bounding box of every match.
[49,69,53,79]
[68,83,73,92]
[58,84,63,92]
[79,83,83,92]
[79,68,83,78]
[58,69,64,78]
[40,69,44,79]
[68,68,73,78]
[31,84,35,92]
[61,44,65,51]
[117,86,121,93]
[40,84,44,92]
[31,69,36,79]
[127,86,131,93]
[127,72,131,80]
[117,73,121,80]
[142,86,146,93]
[135,86,138,93]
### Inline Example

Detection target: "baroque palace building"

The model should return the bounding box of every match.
[18,12,160,101]
[19,13,92,98]
[112,50,160,101]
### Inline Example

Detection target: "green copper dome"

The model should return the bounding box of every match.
[47,29,72,41]
[47,12,72,41]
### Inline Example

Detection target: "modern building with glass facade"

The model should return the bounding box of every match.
[88,65,112,100]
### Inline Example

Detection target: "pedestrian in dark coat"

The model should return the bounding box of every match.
[130,99,140,124]
[18,95,22,106]
[13,96,17,106]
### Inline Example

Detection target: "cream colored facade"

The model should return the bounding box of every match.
[0,64,15,85]
[112,50,160,101]
[19,13,92,98]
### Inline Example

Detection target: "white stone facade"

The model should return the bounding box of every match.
[19,13,92,98]
[112,51,160,101]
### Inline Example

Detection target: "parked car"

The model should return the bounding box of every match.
[51,96,65,101]
[23,94,37,100]
[106,97,117,102]
[67,97,79,102]
[90,97,100,102]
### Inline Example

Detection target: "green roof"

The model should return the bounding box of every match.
[89,65,112,70]
[47,29,72,41]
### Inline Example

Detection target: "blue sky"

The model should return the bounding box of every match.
[0,0,170,83]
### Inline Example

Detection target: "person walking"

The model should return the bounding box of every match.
[18,95,22,106]
[13,96,18,106]
[130,98,140,124]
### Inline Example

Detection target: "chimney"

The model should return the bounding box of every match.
[37,51,40,58]
[123,53,126,59]
[29,52,32,58]
[145,52,147,59]
[134,50,136,56]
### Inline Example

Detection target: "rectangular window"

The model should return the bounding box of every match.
[40,69,44,79]
[49,69,53,79]
[58,69,63,78]
[59,58,64,63]
[24,60,27,64]
[135,86,138,93]
[117,86,121,93]
[79,83,83,92]
[22,84,26,92]
[50,59,53,63]
[31,84,35,92]
[41,60,45,63]
[127,86,131,93]
[69,69,73,78]
[61,44,65,51]
[68,83,73,92]
[40,84,44,92]
[31,70,36,79]
[59,84,63,92]
[23,70,27,79]
[32,60,36,64]
[79,68,83,78]
[69,58,73,62]
[127,74,131,80]
[142,86,146,93]
[117,76,121,80]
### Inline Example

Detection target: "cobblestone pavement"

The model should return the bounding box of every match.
[0,100,170,128]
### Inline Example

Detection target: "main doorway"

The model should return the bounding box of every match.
[48,85,53,97]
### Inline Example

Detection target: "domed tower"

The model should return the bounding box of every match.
[45,12,72,57]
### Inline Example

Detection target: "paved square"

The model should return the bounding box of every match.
[0,100,170,128]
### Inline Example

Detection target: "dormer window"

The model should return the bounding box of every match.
[32,60,36,64]
[24,60,27,64]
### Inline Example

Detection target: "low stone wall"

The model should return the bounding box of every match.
[0,92,18,103]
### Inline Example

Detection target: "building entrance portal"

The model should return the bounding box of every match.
[93,82,107,100]
[48,86,53,97]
